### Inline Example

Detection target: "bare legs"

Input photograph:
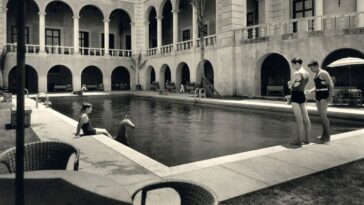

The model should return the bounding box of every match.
[316,100,330,141]
[291,102,311,144]
[95,128,113,138]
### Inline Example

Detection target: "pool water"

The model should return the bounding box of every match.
[50,95,362,166]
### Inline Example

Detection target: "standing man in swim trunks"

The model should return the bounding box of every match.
[306,60,334,142]
[288,57,311,145]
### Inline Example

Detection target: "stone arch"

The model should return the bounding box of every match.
[256,53,291,96]
[81,66,104,90]
[160,64,172,89]
[158,0,176,17]
[47,65,73,92]
[5,0,40,12]
[147,6,158,48]
[322,48,364,90]
[8,65,38,93]
[111,66,130,90]
[79,4,105,20]
[176,62,190,89]
[161,0,173,45]
[196,59,215,85]
[108,8,133,24]
[109,9,132,50]
[6,0,39,44]
[44,0,75,16]
[146,65,156,90]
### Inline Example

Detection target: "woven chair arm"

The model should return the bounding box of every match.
[73,148,80,171]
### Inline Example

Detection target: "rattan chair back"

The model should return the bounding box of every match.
[132,180,218,205]
[0,141,80,173]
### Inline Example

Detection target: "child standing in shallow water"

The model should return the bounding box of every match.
[75,103,112,138]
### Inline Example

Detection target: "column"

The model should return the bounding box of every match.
[315,0,323,30]
[172,9,179,50]
[2,9,7,48]
[145,21,150,51]
[258,0,265,24]
[39,11,46,53]
[73,15,79,54]
[358,0,364,27]
[131,22,136,52]
[192,5,198,47]
[157,16,162,53]
[103,19,109,56]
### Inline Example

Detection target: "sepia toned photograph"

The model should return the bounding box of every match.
[0,0,363,204]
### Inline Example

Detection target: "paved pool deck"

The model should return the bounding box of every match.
[14,91,364,202]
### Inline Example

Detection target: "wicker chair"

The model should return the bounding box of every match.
[132,180,218,205]
[0,141,80,173]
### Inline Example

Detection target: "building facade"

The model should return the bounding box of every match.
[0,0,363,96]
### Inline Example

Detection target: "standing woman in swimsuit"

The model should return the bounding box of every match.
[306,61,334,142]
[288,57,311,145]
[75,103,113,138]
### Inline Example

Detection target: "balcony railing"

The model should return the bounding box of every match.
[109,49,132,57]
[196,35,217,47]
[147,48,157,56]
[80,47,104,56]
[46,45,74,55]
[160,44,173,54]
[176,40,193,51]
[239,12,364,41]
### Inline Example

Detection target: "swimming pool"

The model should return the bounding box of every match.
[50,95,362,166]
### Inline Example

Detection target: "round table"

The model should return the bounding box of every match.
[0,170,132,205]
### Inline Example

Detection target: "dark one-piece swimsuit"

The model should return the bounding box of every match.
[291,73,309,104]
[314,74,329,101]
[81,117,96,135]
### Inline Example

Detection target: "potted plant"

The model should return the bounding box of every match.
[130,53,147,91]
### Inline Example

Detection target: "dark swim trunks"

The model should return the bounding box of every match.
[291,91,306,104]
[316,90,329,101]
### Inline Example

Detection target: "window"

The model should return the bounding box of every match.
[292,0,314,18]
[198,24,208,37]
[182,29,191,41]
[79,31,89,48]
[292,0,314,32]
[125,35,131,50]
[45,29,61,45]
[11,26,29,44]
[101,33,115,49]
[247,12,254,26]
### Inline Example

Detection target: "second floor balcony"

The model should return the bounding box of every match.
[236,12,364,43]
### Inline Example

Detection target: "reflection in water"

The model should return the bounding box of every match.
[51,96,362,166]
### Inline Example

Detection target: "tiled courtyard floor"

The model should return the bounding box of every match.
[2,91,364,203]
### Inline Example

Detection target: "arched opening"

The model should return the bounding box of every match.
[8,65,38,93]
[148,7,157,48]
[160,64,171,89]
[162,0,173,45]
[322,48,364,90]
[176,62,190,89]
[177,0,192,42]
[260,53,290,96]
[196,60,214,85]
[109,9,132,51]
[45,1,74,51]
[81,66,103,91]
[47,65,73,92]
[79,5,104,53]
[111,67,130,90]
[146,66,156,90]
[6,0,39,45]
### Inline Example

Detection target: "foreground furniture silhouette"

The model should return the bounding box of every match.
[132,180,218,205]
[0,141,80,173]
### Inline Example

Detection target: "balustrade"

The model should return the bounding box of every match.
[176,40,193,51]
